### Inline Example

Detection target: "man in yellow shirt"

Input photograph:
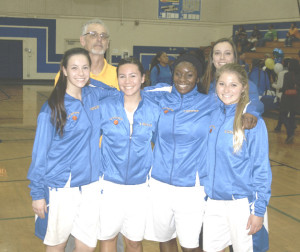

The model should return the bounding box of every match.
[285,22,300,47]
[55,19,119,90]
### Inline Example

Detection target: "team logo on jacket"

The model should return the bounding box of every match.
[162,107,173,114]
[90,105,99,111]
[68,112,79,120]
[139,122,152,127]
[183,109,199,113]
[110,117,123,125]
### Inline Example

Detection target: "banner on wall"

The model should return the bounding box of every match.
[158,0,201,20]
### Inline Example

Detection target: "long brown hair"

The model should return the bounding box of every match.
[202,38,238,94]
[48,48,91,136]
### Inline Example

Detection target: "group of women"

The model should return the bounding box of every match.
[28,38,272,252]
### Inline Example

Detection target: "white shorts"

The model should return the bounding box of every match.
[98,179,149,242]
[203,197,269,252]
[43,181,101,248]
[145,178,206,249]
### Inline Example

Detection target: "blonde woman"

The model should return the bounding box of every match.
[203,64,272,252]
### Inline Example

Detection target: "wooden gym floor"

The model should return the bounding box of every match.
[0,84,299,252]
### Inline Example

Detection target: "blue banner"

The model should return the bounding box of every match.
[159,0,201,20]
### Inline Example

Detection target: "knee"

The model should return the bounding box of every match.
[124,238,142,250]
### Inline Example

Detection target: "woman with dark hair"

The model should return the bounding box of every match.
[97,57,160,252]
[145,53,217,252]
[280,58,300,143]
[27,47,110,252]
[202,38,264,126]
[150,51,172,86]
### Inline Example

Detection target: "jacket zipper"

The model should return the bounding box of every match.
[170,95,183,184]
[212,106,226,199]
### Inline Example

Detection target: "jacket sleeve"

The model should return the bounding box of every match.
[248,119,272,217]
[27,111,54,201]
[244,80,264,117]
[144,83,171,103]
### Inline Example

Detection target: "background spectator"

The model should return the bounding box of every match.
[150,51,172,86]
[256,24,278,48]
[285,22,300,47]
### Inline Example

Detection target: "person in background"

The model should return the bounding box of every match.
[202,37,264,126]
[280,58,300,144]
[150,51,172,86]
[256,24,278,48]
[273,58,290,132]
[285,22,300,47]
[203,63,272,252]
[233,25,248,53]
[97,58,160,252]
[248,25,262,51]
[248,58,270,96]
[55,19,119,90]
[27,48,107,252]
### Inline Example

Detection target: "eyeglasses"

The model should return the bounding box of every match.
[83,31,109,40]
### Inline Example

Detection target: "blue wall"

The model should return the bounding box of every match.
[0,17,62,73]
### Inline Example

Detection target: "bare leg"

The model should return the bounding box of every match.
[100,236,118,252]
[159,238,178,252]
[46,242,67,252]
[182,246,203,252]
[123,236,143,252]
[74,238,95,252]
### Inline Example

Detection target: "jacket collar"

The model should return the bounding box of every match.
[64,85,91,101]
[219,101,237,116]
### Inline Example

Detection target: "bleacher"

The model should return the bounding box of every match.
[233,21,300,66]
[244,41,300,66]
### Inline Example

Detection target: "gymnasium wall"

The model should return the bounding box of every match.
[0,0,299,80]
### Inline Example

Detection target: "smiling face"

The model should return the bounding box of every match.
[212,42,235,70]
[63,54,90,94]
[216,71,245,105]
[118,63,144,98]
[173,61,199,95]
[80,23,109,55]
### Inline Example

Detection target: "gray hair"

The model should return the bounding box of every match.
[81,19,110,36]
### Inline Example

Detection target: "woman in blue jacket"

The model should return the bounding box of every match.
[145,54,217,252]
[27,48,109,251]
[203,63,272,252]
[97,58,160,252]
